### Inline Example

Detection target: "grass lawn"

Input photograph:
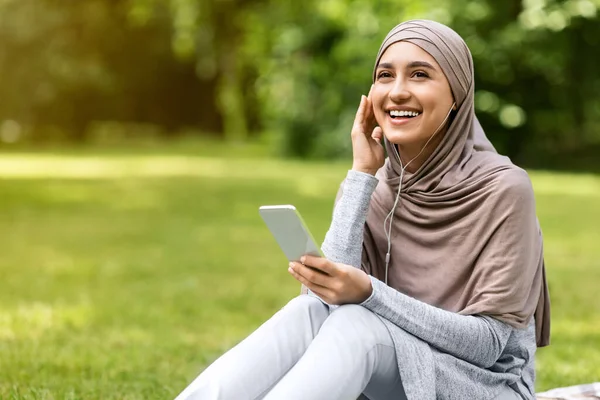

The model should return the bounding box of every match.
[0,142,599,399]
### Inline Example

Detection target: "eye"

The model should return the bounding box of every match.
[377,71,393,80]
[412,71,429,79]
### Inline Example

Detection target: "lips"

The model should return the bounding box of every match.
[389,110,421,118]
[386,111,422,126]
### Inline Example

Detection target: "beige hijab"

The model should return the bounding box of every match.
[361,20,550,346]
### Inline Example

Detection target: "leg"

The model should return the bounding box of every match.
[175,295,330,400]
[263,304,406,400]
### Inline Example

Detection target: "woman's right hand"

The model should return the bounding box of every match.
[351,88,385,176]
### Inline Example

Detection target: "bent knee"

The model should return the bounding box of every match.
[330,303,376,323]
[320,304,390,348]
[284,294,326,310]
[281,294,329,320]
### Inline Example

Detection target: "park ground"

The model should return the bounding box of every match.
[0,140,599,399]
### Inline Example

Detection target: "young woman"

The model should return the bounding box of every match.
[175,19,550,400]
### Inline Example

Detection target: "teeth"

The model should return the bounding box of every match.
[389,110,420,117]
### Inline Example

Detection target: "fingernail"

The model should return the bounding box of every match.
[300,256,306,264]
[289,262,294,268]
[288,267,293,273]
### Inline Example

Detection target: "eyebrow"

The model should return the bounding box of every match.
[377,61,437,71]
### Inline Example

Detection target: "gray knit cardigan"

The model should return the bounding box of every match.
[318,170,537,400]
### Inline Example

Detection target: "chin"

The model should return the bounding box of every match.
[383,129,419,146]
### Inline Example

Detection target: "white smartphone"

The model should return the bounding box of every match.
[259,205,324,262]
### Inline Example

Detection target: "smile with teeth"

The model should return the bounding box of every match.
[389,110,421,118]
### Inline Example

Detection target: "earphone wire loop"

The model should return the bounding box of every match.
[383,102,456,286]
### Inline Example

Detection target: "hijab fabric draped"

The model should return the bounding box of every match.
[360,20,550,346]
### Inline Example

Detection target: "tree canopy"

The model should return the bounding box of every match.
[1,0,599,167]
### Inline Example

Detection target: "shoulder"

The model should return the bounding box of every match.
[466,151,535,206]
[469,151,532,189]
[486,164,535,212]
[491,166,533,197]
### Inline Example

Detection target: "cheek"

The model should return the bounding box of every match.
[422,92,452,123]
[373,108,386,126]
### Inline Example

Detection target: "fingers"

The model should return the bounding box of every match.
[353,86,378,138]
[363,97,374,127]
[352,96,366,133]
[371,126,383,144]
[290,261,330,285]
[300,255,336,275]
[288,264,332,297]
[307,287,334,305]
[364,87,377,131]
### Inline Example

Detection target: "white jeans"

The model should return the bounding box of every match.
[175,295,406,400]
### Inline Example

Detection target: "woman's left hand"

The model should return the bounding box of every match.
[288,255,373,305]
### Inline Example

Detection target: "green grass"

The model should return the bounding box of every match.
[0,144,599,398]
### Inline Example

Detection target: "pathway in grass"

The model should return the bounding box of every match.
[0,150,598,398]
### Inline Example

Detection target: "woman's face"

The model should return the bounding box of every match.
[372,41,454,154]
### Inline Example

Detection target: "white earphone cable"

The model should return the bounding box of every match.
[383,102,456,284]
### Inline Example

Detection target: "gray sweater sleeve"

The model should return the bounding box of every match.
[321,170,514,368]
[321,170,378,268]
[362,278,513,368]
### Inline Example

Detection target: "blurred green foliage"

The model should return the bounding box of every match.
[1,0,600,167]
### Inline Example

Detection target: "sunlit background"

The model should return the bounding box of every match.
[1,0,599,398]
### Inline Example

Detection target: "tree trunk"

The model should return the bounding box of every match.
[213,3,248,142]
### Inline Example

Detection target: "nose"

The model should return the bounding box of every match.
[389,78,411,103]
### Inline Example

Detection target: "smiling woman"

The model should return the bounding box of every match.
[175,20,549,400]
[372,43,456,172]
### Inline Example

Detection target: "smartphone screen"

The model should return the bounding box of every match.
[259,205,324,263]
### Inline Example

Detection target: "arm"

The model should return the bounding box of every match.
[320,171,516,368]
[301,169,377,298]
[357,169,541,367]
[303,173,515,367]
[322,171,512,367]
[320,89,383,267]
[321,169,379,268]
[361,277,513,368]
